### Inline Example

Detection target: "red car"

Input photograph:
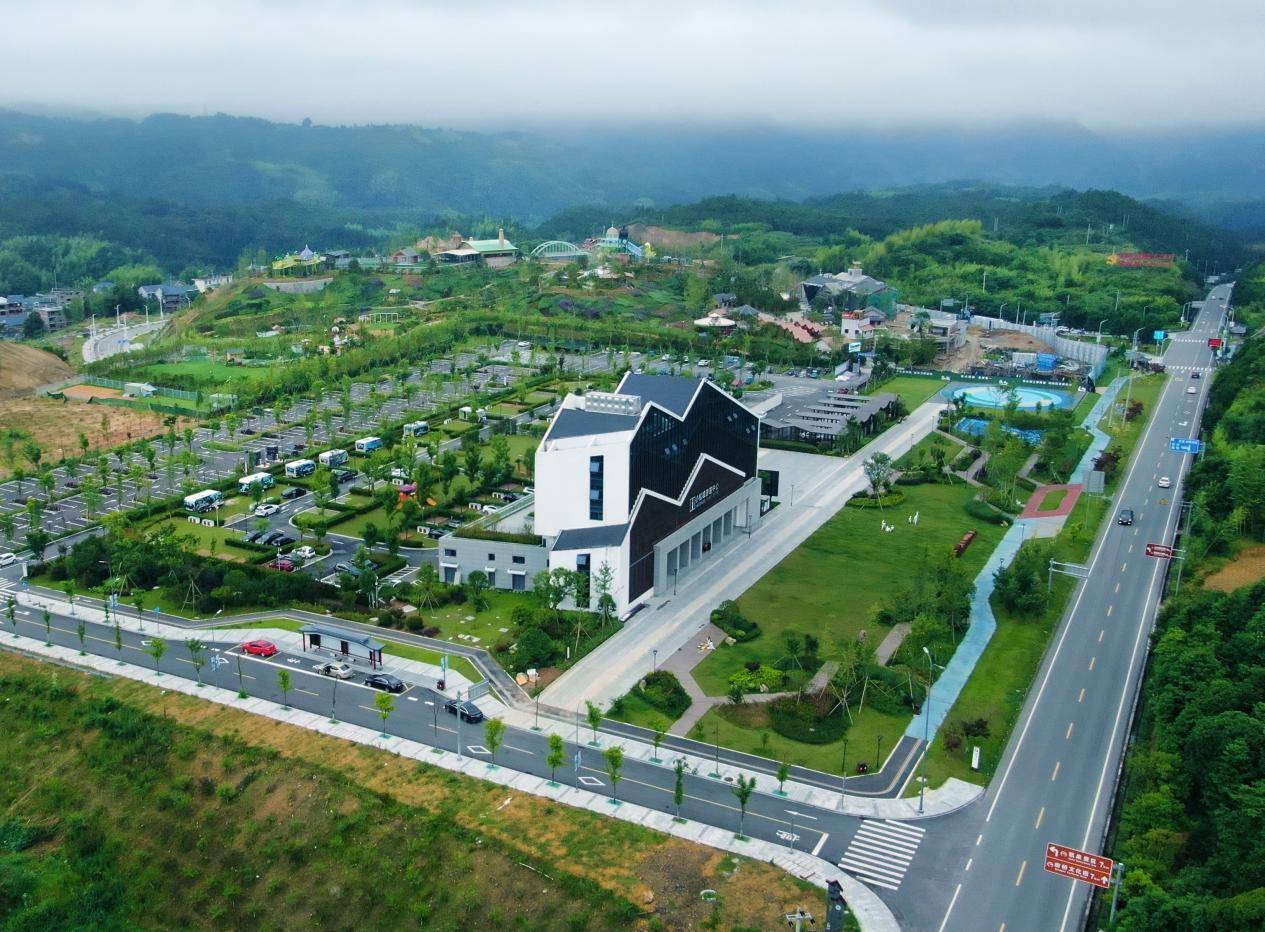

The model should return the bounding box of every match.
[242,640,279,657]
[266,558,297,572]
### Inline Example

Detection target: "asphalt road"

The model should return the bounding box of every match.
[0,590,905,878]
[894,284,1232,932]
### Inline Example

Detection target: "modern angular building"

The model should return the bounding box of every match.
[437,374,762,616]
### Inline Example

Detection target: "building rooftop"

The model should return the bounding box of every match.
[617,373,704,417]
[544,408,638,442]
[553,523,630,551]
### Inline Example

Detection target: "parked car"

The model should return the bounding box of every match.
[336,470,356,483]
[334,561,362,577]
[364,673,405,693]
[315,661,353,679]
[266,558,296,572]
[292,545,317,560]
[262,531,286,546]
[272,535,296,548]
[241,428,256,435]
[281,487,305,500]
[254,503,280,517]
[1118,509,1135,526]
[0,552,15,567]
[245,530,266,544]
[1157,476,1172,489]
[242,639,279,657]
[444,698,484,723]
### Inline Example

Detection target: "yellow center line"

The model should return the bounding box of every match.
[1051,761,1061,781]
[1034,807,1044,829]
[1015,860,1027,886]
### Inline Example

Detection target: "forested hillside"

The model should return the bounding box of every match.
[1109,306,1265,930]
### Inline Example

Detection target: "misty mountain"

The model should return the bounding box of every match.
[2,110,1264,225]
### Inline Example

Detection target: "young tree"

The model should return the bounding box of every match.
[146,636,167,677]
[4,597,16,637]
[593,561,616,624]
[185,638,207,686]
[776,760,791,796]
[62,582,76,616]
[603,745,625,803]
[585,699,604,745]
[0,512,14,543]
[41,607,52,645]
[863,452,895,497]
[546,732,566,785]
[651,720,667,764]
[673,757,687,820]
[113,616,124,663]
[374,690,396,738]
[26,529,51,561]
[277,668,293,708]
[465,569,490,612]
[76,620,86,655]
[484,716,506,768]
[133,592,146,627]
[733,774,757,838]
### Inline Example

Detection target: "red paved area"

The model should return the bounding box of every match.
[1020,483,1083,519]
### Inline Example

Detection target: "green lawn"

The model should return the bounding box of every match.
[1036,487,1068,510]
[1101,373,1166,491]
[137,359,273,387]
[693,481,1008,697]
[214,617,483,684]
[152,517,253,558]
[866,375,947,410]
[919,479,1110,789]
[607,691,678,731]
[692,701,908,775]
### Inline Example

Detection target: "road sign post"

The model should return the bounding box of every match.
[1144,542,1174,559]
[1169,437,1203,455]
[1043,842,1114,888]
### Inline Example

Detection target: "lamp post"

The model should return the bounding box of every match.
[841,737,849,808]
[651,648,658,673]
[919,646,933,815]
[1096,319,1109,344]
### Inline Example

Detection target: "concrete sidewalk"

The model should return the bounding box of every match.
[3,623,906,931]
[542,403,948,713]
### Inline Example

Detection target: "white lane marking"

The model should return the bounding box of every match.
[811,832,829,857]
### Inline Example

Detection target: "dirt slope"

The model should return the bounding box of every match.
[0,342,74,396]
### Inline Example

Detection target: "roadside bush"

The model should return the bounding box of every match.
[863,663,926,716]
[994,539,1054,616]
[631,671,691,718]
[515,626,561,669]
[767,693,848,744]
[846,490,906,509]
[710,600,761,641]
[964,498,1010,525]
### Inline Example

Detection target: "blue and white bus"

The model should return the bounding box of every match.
[354,436,384,454]
[238,472,276,495]
[183,489,225,513]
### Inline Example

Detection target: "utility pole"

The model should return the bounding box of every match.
[919,646,932,814]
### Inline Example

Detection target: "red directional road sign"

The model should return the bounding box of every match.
[1145,543,1174,559]
[1208,337,1224,348]
[1044,843,1114,889]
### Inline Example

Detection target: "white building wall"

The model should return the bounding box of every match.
[534,432,633,536]
[549,540,630,617]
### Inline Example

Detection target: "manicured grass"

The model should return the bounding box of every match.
[866,375,947,410]
[152,517,253,558]
[137,359,273,386]
[1035,487,1068,511]
[692,482,1007,697]
[1101,373,1166,491]
[692,701,908,775]
[607,691,677,731]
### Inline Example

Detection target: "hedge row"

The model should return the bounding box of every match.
[846,491,907,509]
[964,498,1010,525]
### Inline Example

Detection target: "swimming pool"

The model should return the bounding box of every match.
[949,384,1072,410]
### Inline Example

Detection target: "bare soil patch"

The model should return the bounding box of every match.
[1203,544,1265,592]
[61,382,123,400]
[627,223,722,250]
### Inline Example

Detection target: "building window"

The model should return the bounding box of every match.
[443,566,456,583]
[512,573,526,591]
[487,553,496,562]
[589,455,604,520]
[512,555,526,565]
[575,553,591,608]
[443,548,456,557]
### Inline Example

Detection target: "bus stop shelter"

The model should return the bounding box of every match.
[300,624,384,669]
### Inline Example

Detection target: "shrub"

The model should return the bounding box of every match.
[961,717,991,738]
[863,664,926,715]
[944,732,963,752]
[421,626,440,638]
[710,600,761,641]
[964,498,1010,525]
[633,671,691,717]
[515,626,561,668]
[767,694,848,744]
[846,490,906,509]
[727,665,786,693]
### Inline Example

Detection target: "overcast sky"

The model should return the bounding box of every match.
[3,0,1262,130]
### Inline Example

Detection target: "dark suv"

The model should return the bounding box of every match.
[1117,509,1134,526]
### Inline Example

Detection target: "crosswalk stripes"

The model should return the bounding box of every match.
[837,819,925,892]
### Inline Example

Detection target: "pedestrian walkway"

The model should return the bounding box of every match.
[837,819,926,892]
[1071,377,1125,485]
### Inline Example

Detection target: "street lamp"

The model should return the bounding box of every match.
[651,648,658,673]
[1096,319,1109,344]
[917,648,936,803]
[841,737,849,808]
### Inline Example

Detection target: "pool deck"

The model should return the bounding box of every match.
[941,381,1076,410]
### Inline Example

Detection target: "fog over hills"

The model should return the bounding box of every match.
[2,110,1263,225]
